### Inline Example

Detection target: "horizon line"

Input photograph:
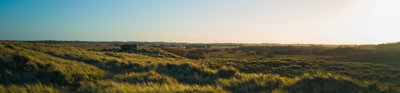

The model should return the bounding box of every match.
[2,40,397,45]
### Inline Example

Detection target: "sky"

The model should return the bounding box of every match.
[0,0,399,44]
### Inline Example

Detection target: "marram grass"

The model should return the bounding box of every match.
[0,41,399,93]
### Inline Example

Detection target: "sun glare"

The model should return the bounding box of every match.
[363,0,400,43]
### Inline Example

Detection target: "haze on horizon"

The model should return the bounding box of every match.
[0,0,399,44]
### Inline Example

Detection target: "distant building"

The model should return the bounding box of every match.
[120,44,138,51]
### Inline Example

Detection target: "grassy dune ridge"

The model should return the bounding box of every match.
[0,41,399,93]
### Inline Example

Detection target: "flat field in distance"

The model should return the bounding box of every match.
[1,41,399,93]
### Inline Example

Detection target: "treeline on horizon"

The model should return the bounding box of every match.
[8,40,389,46]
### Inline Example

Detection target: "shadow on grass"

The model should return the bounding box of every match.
[155,63,235,85]
[0,54,106,86]
[224,79,281,93]
[285,77,383,93]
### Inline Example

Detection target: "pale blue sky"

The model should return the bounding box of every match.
[0,0,399,44]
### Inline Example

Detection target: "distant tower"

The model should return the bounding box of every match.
[120,44,138,51]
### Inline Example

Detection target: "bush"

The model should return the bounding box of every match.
[162,47,187,57]
[217,69,236,78]
[185,51,206,59]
